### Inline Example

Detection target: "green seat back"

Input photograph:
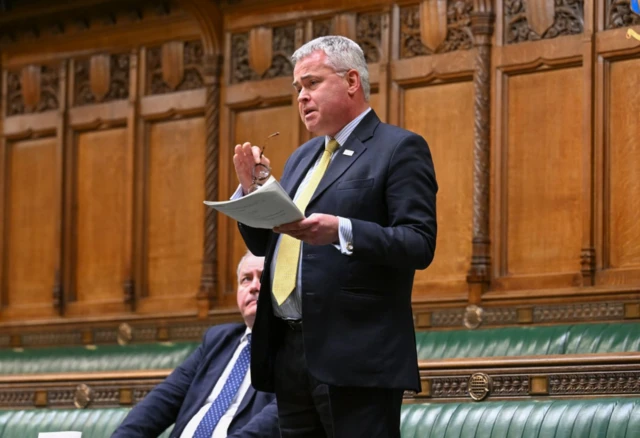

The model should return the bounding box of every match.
[416,322,640,359]
[400,398,640,438]
[0,342,199,374]
[0,408,173,438]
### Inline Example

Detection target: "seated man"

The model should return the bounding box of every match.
[112,251,278,438]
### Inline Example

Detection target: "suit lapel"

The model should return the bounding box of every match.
[282,138,324,198]
[308,138,366,206]
[308,110,380,206]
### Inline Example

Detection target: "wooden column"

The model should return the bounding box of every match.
[198,53,222,317]
[467,0,495,304]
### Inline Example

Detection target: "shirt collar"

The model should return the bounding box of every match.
[325,107,372,148]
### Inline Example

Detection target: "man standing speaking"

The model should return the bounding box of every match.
[232,35,438,437]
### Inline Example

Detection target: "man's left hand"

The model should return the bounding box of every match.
[273,214,339,245]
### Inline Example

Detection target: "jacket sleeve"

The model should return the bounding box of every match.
[350,133,438,270]
[226,398,280,438]
[110,338,207,437]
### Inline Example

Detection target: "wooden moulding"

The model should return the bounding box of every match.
[411,353,640,402]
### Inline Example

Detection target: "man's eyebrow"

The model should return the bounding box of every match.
[292,74,314,87]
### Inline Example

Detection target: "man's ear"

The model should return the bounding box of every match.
[345,69,361,96]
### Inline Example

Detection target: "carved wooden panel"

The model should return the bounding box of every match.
[608,0,640,28]
[504,0,584,44]
[146,40,204,95]
[73,128,131,309]
[74,53,130,106]
[230,25,295,84]
[606,59,640,272]
[5,65,59,116]
[145,118,205,309]
[404,81,474,297]
[0,0,178,47]
[399,1,473,58]
[504,68,582,278]
[5,138,59,317]
[357,12,383,63]
[313,19,333,39]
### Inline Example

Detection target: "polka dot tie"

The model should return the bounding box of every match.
[193,335,251,438]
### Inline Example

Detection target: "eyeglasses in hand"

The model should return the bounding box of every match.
[248,131,280,194]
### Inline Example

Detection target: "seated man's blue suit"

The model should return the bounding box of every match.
[112,323,279,438]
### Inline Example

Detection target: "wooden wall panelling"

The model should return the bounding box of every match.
[390,2,476,304]
[63,51,137,318]
[593,2,640,287]
[491,0,586,294]
[2,95,61,320]
[136,40,206,316]
[0,70,4,311]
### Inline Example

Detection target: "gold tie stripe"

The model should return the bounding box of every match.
[272,139,340,305]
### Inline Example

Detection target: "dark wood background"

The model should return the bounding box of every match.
[0,0,639,345]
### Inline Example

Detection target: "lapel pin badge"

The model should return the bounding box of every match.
[343,149,354,156]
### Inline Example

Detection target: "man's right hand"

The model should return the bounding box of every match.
[233,142,270,195]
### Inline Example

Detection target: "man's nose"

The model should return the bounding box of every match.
[250,277,261,291]
[297,89,309,102]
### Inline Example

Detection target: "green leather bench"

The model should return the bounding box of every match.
[400,398,640,437]
[416,322,640,360]
[2,398,639,438]
[0,408,172,437]
[0,342,199,374]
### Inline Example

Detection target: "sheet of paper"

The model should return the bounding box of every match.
[38,433,82,438]
[204,177,304,229]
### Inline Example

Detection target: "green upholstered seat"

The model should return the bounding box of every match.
[0,342,199,374]
[0,408,172,438]
[416,322,640,360]
[400,398,640,438]
[2,398,638,438]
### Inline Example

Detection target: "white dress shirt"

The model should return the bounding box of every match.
[180,328,252,438]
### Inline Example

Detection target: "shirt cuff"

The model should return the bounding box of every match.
[231,185,244,200]
[336,217,354,255]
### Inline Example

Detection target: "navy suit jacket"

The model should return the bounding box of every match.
[112,323,279,438]
[239,110,438,393]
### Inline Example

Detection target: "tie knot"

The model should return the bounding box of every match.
[326,139,340,154]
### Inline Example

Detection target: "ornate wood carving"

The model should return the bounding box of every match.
[147,40,204,95]
[20,65,41,111]
[419,0,449,52]
[549,373,640,395]
[6,65,59,116]
[533,302,625,322]
[161,41,185,90]
[0,0,178,47]
[248,27,274,75]
[526,0,556,36]
[356,12,383,63]
[505,0,584,44]
[581,247,596,285]
[608,0,640,28]
[467,1,495,300]
[333,14,357,40]
[90,54,111,101]
[230,25,295,84]
[399,1,473,58]
[198,54,223,314]
[74,53,130,106]
[313,19,333,39]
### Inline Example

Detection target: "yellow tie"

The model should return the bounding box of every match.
[272,139,340,305]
